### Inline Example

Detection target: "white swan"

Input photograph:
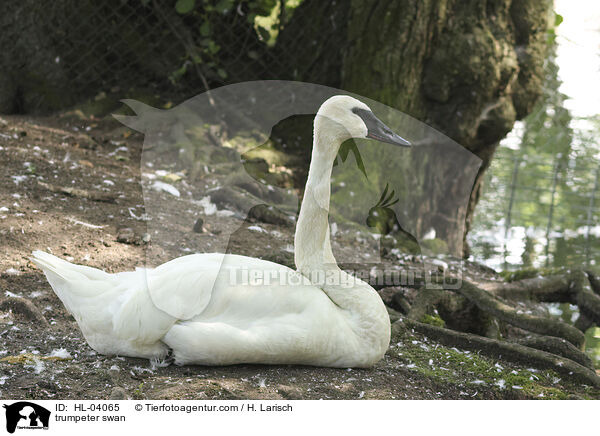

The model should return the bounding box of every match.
[32,95,411,368]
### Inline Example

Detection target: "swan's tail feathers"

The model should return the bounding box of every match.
[31,250,114,309]
[31,250,110,281]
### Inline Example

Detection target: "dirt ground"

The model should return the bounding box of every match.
[0,112,597,400]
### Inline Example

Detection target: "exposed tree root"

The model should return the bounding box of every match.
[574,313,594,333]
[481,274,572,302]
[455,281,585,348]
[392,317,600,388]
[513,335,594,370]
[574,272,600,326]
[481,270,600,327]
[379,267,600,378]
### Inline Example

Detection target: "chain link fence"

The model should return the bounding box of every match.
[470,146,600,270]
[7,0,597,272]
[1,0,332,112]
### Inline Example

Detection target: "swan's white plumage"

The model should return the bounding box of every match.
[32,95,394,368]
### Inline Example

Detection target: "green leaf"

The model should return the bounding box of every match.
[208,40,220,54]
[215,0,234,14]
[257,26,270,42]
[199,21,211,37]
[554,13,563,27]
[175,0,195,14]
[217,68,228,79]
[337,141,368,178]
[169,63,188,84]
[338,141,351,162]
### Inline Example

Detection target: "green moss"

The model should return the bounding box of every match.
[73,90,166,118]
[391,336,594,399]
[420,238,449,255]
[419,314,446,328]
[242,145,296,168]
[394,235,422,255]
[499,267,566,282]
[75,95,122,118]
[132,382,145,400]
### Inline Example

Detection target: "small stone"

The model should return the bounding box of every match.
[141,233,151,243]
[0,296,49,327]
[116,227,136,244]
[248,204,293,227]
[78,160,94,168]
[193,218,205,233]
[109,387,128,400]
[162,173,182,183]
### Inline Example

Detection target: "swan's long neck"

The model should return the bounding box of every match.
[294,116,390,360]
[294,119,339,275]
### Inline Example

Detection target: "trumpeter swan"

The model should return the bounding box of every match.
[31,95,411,368]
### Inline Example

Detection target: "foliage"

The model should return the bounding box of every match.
[470,28,600,271]
[334,140,368,178]
[168,0,304,84]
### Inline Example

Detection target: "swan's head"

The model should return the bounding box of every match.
[316,95,411,147]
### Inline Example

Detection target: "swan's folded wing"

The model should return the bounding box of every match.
[145,254,223,320]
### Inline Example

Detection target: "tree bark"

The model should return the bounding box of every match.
[277,0,553,255]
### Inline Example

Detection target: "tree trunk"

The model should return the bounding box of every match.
[277,0,553,255]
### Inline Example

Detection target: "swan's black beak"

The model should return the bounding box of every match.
[352,107,411,147]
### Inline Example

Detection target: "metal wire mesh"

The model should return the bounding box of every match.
[3,0,330,111]
[471,146,600,269]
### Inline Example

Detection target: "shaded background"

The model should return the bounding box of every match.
[0,0,558,260]
[2,0,600,370]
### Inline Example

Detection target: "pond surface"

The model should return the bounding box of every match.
[469,165,600,367]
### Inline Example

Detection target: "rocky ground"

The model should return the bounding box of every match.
[0,111,597,400]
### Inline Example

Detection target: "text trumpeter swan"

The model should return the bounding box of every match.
[32,95,412,367]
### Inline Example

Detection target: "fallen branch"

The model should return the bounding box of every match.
[38,181,117,203]
[209,187,293,227]
[27,123,98,147]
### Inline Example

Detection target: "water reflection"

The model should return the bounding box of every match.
[469,227,600,271]
[469,224,600,366]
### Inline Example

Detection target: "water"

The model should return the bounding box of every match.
[468,226,600,272]
[469,204,600,367]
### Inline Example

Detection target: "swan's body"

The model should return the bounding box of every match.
[32,95,411,367]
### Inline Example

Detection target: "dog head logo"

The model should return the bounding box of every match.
[3,402,50,433]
